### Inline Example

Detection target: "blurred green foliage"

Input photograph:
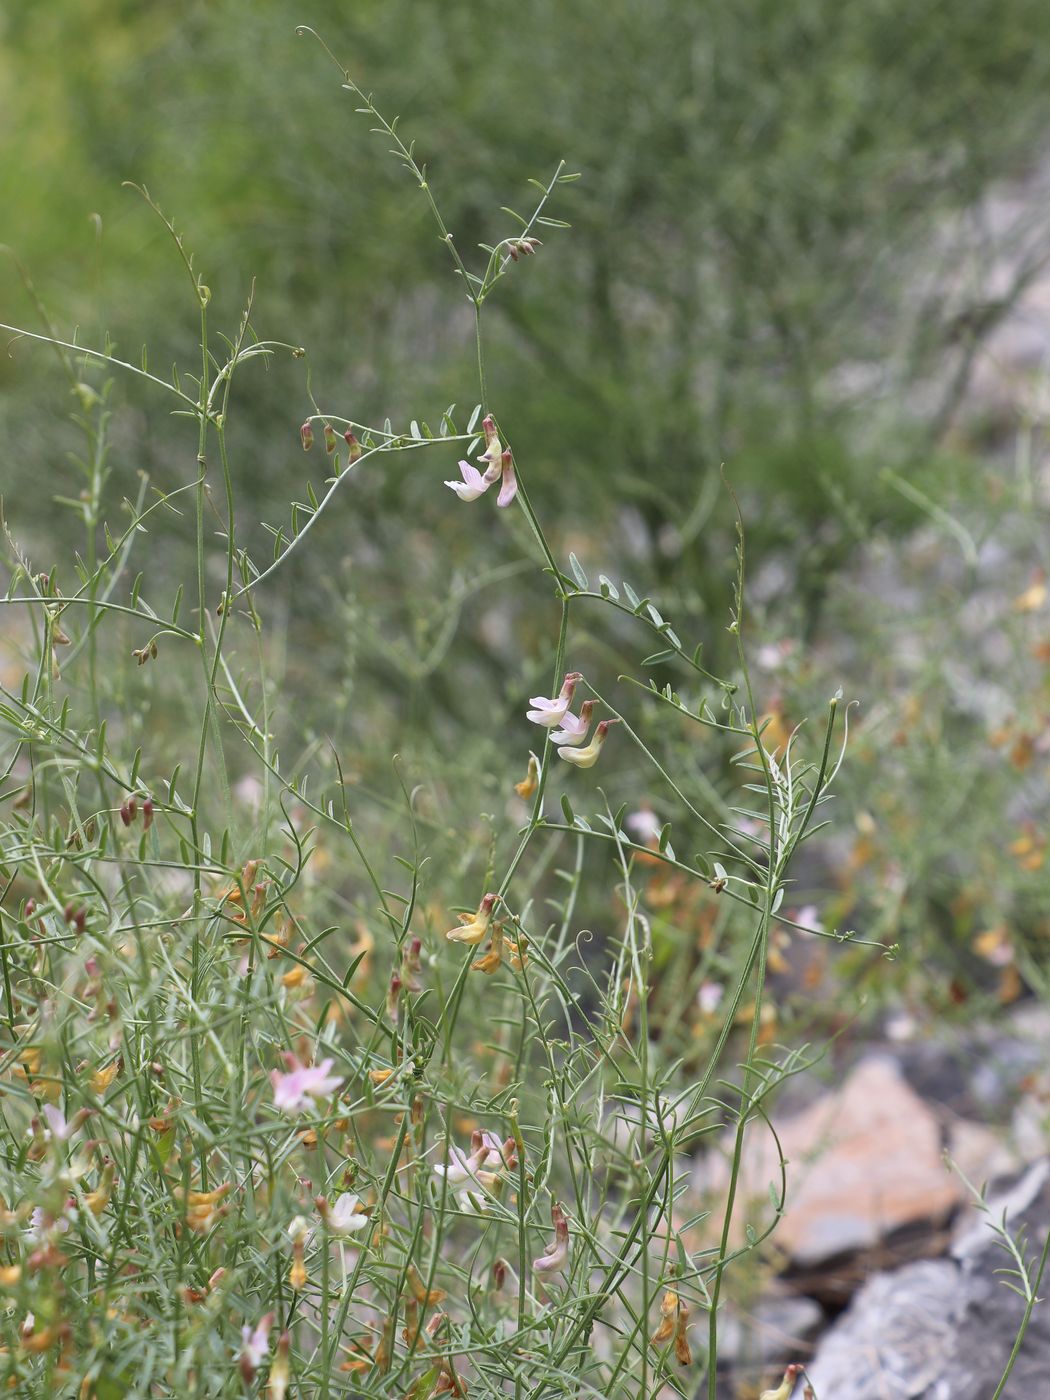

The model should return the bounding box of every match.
[5,0,1050,548]
[3,0,1050,1012]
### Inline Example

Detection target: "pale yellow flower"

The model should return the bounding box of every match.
[558,718,619,769]
[444,893,498,946]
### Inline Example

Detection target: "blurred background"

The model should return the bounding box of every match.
[3,0,1050,1027]
[6,2,1050,1388]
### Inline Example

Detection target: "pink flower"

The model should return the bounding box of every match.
[697,980,724,1015]
[239,1313,274,1383]
[444,415,517,507]
[533,1200,570,1275]
[270,1053,343,1114]
[526,672,582,728]
[495,450,517,508]
[444,459,493,502]
[551,699,596,747]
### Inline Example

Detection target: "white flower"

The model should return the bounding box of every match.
[526,672,582,728]
[239,1313,274,1383]
[551,699,596,747]
[625,806,661,844]
[327,1193,368,1236]
[697,980,724,1015]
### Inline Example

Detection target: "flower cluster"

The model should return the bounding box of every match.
[445,415,517,507]
[525,672,619,768]
[433,1129,518,1211]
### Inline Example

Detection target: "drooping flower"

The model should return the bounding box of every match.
[270,1053,343,1113]
[673,1301,692,1366]
[174,1182,232,1234]
[558,717,620,769]
[444,414,508,504]
[760,1363,803,1400]
[444,892,498,946]
[287,1216,310,1290]
[433,1131,504,1189]
[526,672,582,728]
[433,1129,515,1212]
[495,449,518,508]
[650,1289,679,1344]
[471,921,505,975]
[40,1104,91,1143]
[320,1193,368,1237]
[444,459,492,502]
[533,1200,570,1275]
[551,699,597,747]
[85,1161,116,1216]
[478,414,503,470]
[269,1331,291,1400]
[406,1262,446,1307]
[514,751,540,799]
[239,1313,274,1384]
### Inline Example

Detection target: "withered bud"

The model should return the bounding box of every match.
[425,1311,448,1339]
[492,1257,507,1291]
[386,971,402,1026]
[142,798,154,830]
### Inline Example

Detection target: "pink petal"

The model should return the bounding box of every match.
[496,457,518,508]
[444,460,490,502]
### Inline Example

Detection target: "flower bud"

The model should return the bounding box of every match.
[323,423,338,454]
[300,420,314,451]
[344,429,362,462]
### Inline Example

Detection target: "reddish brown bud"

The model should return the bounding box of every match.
[344,429,362,462]
[142,798,154,830]
[300,420,314,451]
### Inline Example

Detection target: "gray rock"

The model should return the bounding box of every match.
[805,1163,1050,1399]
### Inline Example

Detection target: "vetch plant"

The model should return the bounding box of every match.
[0,25,903,1400]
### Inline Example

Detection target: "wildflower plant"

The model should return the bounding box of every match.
[0,27,892,1399]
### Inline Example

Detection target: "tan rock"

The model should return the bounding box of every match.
[693,1057,974,1267]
